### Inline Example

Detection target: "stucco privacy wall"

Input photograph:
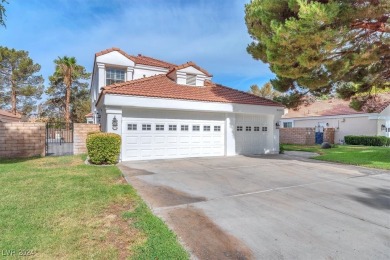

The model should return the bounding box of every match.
[73,124,101,154]
[0,123,100,158]
[0,122,46,158]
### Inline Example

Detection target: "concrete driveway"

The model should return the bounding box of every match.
[119,153,390,259]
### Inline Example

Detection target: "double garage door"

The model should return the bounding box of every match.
[122,110,225,161]
[122,110,270,161]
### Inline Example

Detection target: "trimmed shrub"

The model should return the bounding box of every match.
[87,133,121,164]
[344,135,390,146]
[87,131,101,136]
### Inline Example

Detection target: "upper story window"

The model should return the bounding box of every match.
[106,68,126,85]
[186,74,196,86]
[283,122,293,128]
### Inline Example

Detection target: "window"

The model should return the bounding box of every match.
[128,124,137,130]
[246,126,252,131]
[203,125,211,131]
[156,124,164,131]
[186,74,196,85]
[181,125,189,131]
[283,122,293,128]
[214,126,221,132]
[169,125,177,131]
[237,126,243,131]
[254,126,260,132]
[142,124,151,131]
[106,68,126,85]
[192,125,200,131]
[262,127,268,132]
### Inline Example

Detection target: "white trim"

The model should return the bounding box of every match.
[98,94,285,116]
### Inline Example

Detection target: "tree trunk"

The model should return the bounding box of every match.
[65,84,71,124]
[11,80,16,115]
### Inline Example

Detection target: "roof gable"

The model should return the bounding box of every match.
[96,49,135,67]
[95,47,176,69]
[167,62,212,77]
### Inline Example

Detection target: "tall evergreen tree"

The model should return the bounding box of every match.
[49,56,90,123]
[44,56,90,122]
[245,0,390,110]
[0,47,44,115]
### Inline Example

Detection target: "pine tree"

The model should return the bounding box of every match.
[0,47,44,115]
[249,82,281,99]
[245,0,390,110]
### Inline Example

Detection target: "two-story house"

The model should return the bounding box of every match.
[90,47,285,161]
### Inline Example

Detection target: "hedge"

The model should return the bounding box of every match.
[344,135,390,146]
[86,133,121,165]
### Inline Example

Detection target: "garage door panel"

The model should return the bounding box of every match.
[126,136,138,145]
[235,114,269,155]
[179,136,190,143]
[122,113,225,161]
[140,136,153,144]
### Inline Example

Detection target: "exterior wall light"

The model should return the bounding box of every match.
[112,116,118,130]
[381,124,386,131]
[275,122,280,129]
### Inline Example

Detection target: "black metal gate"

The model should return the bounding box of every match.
[46,122,74,156]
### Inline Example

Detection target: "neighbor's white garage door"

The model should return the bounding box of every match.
[122,110,225,161]
[235,114,270,155]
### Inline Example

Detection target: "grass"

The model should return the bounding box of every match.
[283,144,390,170]
[0,155,188,259]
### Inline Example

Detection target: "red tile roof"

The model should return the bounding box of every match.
[167,61,212,77]
[100,75,283,107]
[283,97,390,118]
[95,47,176,69]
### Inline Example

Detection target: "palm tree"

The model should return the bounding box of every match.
[52,56,84,124]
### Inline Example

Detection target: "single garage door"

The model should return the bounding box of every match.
[122,111,225,161]
[235,114,270,155]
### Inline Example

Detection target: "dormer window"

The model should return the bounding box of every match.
[186,74,196,86]
[106,68,126,85]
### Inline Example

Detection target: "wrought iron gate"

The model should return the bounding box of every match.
[46,122,74,156]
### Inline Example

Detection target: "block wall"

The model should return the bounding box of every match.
[73,124,100,155]
[0,122,46,158]
[280,128,316,145]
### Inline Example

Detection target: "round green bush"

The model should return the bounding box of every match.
[86,133,121,165]
[87,131,101,136]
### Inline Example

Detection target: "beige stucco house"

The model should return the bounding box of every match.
[280,98,390,144]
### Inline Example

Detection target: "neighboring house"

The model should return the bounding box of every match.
[280,98,390,143]
[90,47,284,161]
[85,113,93,124]
[0,109,22,122]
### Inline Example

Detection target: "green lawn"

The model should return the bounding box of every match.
[283,144,390,170]
[0,155,188,259]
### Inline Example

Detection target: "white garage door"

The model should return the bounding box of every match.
[235,114,270,155]
[122,111,225,161]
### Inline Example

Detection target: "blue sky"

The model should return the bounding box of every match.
[0,0,274,95]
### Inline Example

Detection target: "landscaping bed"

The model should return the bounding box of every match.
[0,155,188,259]
[283,144,390,170]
